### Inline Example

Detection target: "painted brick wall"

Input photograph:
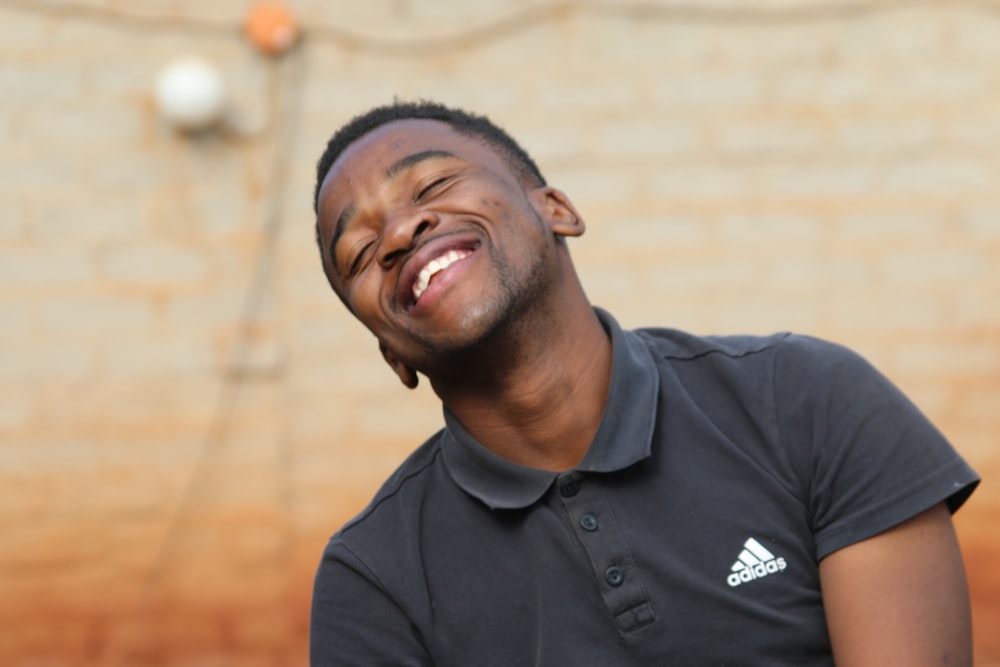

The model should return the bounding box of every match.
[1,1,998,665]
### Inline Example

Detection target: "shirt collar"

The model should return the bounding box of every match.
[440,308,661,509]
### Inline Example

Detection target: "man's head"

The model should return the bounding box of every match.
[313,101,586,389]
[313,101,546,217]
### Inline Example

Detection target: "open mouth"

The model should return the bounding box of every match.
[397,233,482,311]
[412,248,473,303]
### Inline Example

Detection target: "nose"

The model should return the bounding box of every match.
[378,209,438,268]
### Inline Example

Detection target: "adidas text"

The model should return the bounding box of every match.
[727,557,786,587]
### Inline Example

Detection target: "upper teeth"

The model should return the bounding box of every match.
[412,249,470,302]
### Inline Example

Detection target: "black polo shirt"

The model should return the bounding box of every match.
[311,309,978,666]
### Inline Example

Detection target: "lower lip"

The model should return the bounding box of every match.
[409,250,477,312]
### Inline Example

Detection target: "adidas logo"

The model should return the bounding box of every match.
[727,537,787,587]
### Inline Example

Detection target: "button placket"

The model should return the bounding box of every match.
[555,473,654,634]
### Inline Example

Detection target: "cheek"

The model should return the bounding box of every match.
[470,196,520,236]
[346,277,388,326]
[481,194,513,215]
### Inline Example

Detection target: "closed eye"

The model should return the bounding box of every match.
[347,241,374,277]
[416,176,450,201]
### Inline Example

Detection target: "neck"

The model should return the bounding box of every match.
[431,294,612,472]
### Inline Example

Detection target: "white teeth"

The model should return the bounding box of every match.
[412,249,471,303]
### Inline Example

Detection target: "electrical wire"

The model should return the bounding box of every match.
[94,33,310,667]
[2,0,999,56]
[307,0,996,55]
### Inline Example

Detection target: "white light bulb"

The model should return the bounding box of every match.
[154,57,226,132]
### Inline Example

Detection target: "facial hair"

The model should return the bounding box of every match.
[403,217,555,371]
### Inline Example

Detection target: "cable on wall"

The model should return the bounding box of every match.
[93,25,310,667]
[2,0,998,56]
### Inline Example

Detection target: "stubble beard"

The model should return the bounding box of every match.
[407,236,553,376]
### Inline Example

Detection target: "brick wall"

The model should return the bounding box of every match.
[2,1,998,664]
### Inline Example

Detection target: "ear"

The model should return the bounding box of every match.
[379,341,419,389]
[531,186,585,239]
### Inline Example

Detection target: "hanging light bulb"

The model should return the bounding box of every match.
[154,56,226,132]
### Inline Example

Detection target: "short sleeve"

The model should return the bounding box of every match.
[773,335,979,561]
[310,539,431,667]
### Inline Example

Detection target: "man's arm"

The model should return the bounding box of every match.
[311,548,431,667]
[819,501,973,667]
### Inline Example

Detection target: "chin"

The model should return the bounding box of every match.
[405,256,549,365]
[406,298,515,362]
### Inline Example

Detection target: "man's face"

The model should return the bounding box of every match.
[315,119,581,381]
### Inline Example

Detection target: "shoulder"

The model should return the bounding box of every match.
[635,326,875,384]
[310,436,448,663]
[315,427,482,616]
[634,325,791,361]
[316,428,452,605]
[334,429,448,544]
[636,325,863,364]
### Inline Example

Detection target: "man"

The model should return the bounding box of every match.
[310,101,979,666]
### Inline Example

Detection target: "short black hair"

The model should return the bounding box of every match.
[312,100,546,215]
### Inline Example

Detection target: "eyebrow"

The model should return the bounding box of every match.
[385,149,456,180]
[327,149,458,275]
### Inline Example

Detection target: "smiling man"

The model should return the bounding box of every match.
[309,101,979,666]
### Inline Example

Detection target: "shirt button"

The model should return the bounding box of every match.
[559,480,580,497]
[579,513,599,532]
[605,566,624,587]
